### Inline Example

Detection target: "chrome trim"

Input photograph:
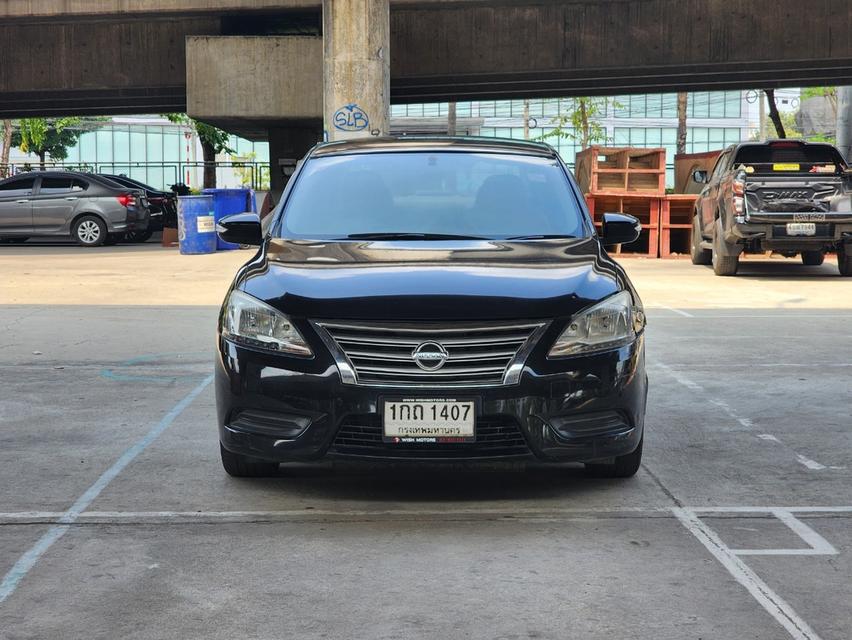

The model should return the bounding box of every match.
[312,319,548,388]
[310,320,357,385]
[504,322,550,385]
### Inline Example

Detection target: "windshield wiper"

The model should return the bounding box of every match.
[505,234,578,240]
[342,232,489,241]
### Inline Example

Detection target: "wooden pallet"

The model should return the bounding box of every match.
[575,146,667,196]
[585,194,661,258]
[660,194,698,258]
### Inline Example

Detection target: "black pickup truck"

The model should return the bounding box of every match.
[690,140,852,276]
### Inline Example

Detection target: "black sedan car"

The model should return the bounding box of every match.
[215,137,648,478]
[98,174,177,240]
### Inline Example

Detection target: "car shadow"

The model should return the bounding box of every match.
[692,257,844,280]
[238,461,632,504]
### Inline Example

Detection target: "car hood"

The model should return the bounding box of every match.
[238,237,626,321]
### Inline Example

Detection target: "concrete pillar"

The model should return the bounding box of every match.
[322,0,390,141]
[837,86,852,163]
[268,126,323,195]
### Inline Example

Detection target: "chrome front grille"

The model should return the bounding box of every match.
[313,320,546,387]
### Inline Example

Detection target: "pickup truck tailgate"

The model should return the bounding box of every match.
[745,176,852,223]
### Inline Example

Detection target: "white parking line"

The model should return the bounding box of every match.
[0,375,213,605]
[653,363,833,471]
[0,506,673,525]
[674,507,825,640]
[651,305,695,318]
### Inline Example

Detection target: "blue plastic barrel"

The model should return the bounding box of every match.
[202,188,252,250]
[177,195,216,255]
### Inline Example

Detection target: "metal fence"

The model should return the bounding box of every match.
[0,161,271,192]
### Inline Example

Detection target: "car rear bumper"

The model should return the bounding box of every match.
[728,219,852,248]
[215,335,647,464]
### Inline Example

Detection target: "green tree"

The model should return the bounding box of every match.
[539,97,611,150]
[164,114,235,189]
[11,117,82,169]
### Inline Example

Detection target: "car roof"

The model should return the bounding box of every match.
[733,140,838,151]
[309,136,559,159]
[1,170,85,181]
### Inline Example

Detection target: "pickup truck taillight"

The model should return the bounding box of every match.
[732,179,745,214]
[116,194,136,208]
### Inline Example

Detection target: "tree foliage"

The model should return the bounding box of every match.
[539,97,611,150]
[11,117,82,166]
[163,114,235,188]
[163,114,234,155]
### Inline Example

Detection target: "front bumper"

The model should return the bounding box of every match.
[216,334,647,464]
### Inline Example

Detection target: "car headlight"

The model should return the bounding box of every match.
[222,290,312,356]
[548,291,643,358]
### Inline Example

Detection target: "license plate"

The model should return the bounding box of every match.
[786,222,816,236]
[382,399,475,443]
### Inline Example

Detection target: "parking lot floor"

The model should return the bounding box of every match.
[1,243,851,639]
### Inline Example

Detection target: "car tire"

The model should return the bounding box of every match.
[839,246,852,277]
[72,215,107,247]
[125,229,153,243]
[801,250,824,266]
[220,444,279,478]
[711,220,739,276]
[585,438,643,478]
[690,215,712,265]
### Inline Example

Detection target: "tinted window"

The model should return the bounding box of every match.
[71,179,88,192]
[280,152,586,239]
[0,177,36,197]
[102,175,135,188]
[734,143,845,168]
[39,177,73,195]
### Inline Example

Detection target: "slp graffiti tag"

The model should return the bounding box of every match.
[333,104,370,131]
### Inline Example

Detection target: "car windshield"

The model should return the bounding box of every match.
[279,151,587,240]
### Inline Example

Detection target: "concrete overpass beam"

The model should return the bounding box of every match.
[322,0,390,141]
[186,35,324,194]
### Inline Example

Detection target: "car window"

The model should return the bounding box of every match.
[39,177,74,195]
[710,150,731,180]
[0,177,36,197]
[280,152,587,240]
[71,179,88,192]
[732,143,846,174]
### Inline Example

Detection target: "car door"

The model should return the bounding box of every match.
[700,149,730,233]
[31,176,83,233]
[0,177,36,234]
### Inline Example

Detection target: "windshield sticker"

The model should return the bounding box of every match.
[809,164,836,173]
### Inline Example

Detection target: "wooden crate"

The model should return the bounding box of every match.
[575,146,666,196]
[585,194,661,258]
[660,194,699,258]
[673,149,723,194]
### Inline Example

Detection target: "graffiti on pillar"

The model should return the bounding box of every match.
[333,104,370,132]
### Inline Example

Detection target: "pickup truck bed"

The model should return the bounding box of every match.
[691,141,852,276]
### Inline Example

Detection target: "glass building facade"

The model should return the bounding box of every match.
[392,91,750,187]
[8,91,759,191]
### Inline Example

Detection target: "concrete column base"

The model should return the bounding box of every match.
[268,126,323,196]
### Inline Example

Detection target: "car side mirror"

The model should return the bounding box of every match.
[692,169,709,184]
[217,212,262,246]
[601,212,641,246]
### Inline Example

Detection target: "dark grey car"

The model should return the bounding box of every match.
[0,171,150,246]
